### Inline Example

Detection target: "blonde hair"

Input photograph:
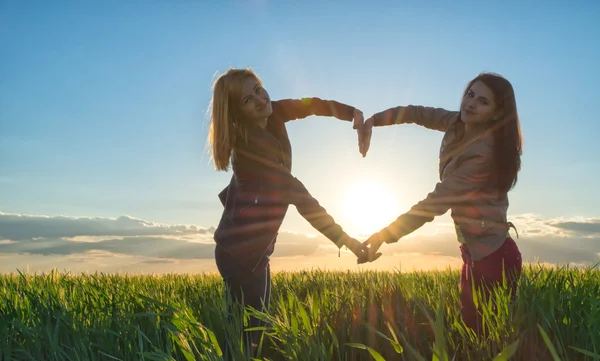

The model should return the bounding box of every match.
[207,68,263,171]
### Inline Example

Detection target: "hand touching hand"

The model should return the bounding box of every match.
[352,108,364,130]
[360,231,386,262]
[344,236,381,264]
[358,116,373,157]
[352,109,366,156]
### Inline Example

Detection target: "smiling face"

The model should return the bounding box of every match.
[237,77,272,127]
[460,80,498,127]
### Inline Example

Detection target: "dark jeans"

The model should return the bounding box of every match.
[215,245,272,357]
[459,237,522,336]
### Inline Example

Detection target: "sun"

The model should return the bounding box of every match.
[341,181,402,236]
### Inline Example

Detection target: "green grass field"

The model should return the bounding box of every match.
[1,263,599,361]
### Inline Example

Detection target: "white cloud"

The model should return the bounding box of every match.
[0,212,214,240]
[0,211,598,274]
[546,218,600,236]
[0,212,328,262]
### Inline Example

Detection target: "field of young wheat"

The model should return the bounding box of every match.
[1,263,599,361]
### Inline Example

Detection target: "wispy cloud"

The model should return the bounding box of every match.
[546,218,600,236]
[0,212,327,261]
[0,212,214,240]
[0,211,598,274]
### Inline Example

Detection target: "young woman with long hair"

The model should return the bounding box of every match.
[207,67,376,355]
[359,72,523,335]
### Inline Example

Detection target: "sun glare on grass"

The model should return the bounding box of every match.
[341,181,402,236]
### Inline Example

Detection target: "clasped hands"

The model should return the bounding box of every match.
[343,232,387,264]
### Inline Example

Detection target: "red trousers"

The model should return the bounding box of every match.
[459,237,522,335]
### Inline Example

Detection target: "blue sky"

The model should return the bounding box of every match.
[1,1,599,273]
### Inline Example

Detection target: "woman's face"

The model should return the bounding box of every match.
[460,80,498,126]
[238,77,272,125]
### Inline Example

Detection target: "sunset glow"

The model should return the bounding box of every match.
[341,181,401,236]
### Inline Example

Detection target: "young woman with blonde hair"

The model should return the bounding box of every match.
[207,68,376,354]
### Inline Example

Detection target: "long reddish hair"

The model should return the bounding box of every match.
[464,72,523,195]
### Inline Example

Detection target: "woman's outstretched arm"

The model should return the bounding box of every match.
[272,98,364,128]
[370,105,459,132]
[361,151,492,256]
[357,106,459,157]
[234,147,372,261]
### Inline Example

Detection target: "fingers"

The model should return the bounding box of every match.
[352,109,364,130]
[353,110,366,157]
[354,233,384,264]
[370,252,382,262]
[358,130,366,157]
[357,132,364,157]
[345,236,382,264]
[356,251,382,264]
[361,233,377,250]
[358,117,373,157]
[361,233,383,259]
[361,240,370,250]
[351,111,372,158]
